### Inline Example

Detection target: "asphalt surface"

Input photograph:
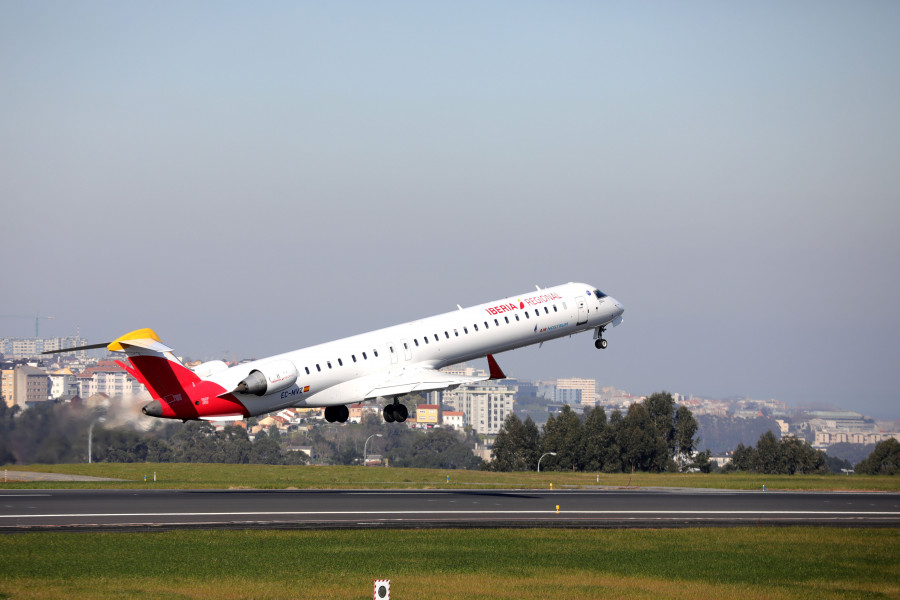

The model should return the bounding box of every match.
[1,488,899,531]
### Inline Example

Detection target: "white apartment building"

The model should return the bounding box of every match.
[441,380,516,435]
[442,411,466,430]
[49,369,79,399]
[76,361,146,398]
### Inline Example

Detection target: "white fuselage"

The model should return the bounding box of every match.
[208,282,624,416]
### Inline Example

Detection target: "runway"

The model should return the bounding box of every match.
[1,488,898,531]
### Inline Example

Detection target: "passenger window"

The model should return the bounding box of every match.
[553,305,558,312]
[434,334,439,341]
[525,312,530,319]
[445,331,450,339]
[352,355,357,363]
[463,327,468,334]
[327,361,332,369]
[338,358,343,366]
[403,342,408,350]
[390,346,395,354]
[504,317,509,324]
[454,329,459,337]
[562,302,568,309]
[494,319,499,326]
[424,337,429,344]
[544,307,549,314]
[305,367,310,375]
[515,315,520,322]
[473,324,478,332]
[414,339,419,347]
[316,364,321,372]
[484,321,489,329]
[374,349,379,357]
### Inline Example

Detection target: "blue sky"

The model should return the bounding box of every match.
[2,2,898,417]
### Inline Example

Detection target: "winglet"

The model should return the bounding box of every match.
[487,354,506,380]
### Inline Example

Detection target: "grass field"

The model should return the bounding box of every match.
[3,463,899,491]
[1,527,898,599]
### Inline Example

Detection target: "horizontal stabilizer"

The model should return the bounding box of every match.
[41,342,110,355]
[40,328,172,355]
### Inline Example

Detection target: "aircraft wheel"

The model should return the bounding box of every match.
[595,339,608,350]
[396,403,408,422]
[337,405,349,423]
[383,404,396,423]
[324,406,336,422]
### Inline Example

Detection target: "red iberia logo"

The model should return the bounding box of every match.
[485,292,563,316]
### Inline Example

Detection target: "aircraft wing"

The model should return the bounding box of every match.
[364,367,489,399]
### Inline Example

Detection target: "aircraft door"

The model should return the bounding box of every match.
[576,296,588,325]
[389,343,398,364]
[400,339,412,361]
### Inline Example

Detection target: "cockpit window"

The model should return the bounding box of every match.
[594,289,607,298]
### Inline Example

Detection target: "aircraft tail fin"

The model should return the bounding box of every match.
[106,329,202,417]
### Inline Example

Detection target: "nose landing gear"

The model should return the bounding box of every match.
[594,326,608,350]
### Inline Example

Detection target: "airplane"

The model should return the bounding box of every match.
[46,282,623,423]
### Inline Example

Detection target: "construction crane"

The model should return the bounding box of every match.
[0,314,54,338]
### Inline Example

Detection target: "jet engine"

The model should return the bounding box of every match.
[191,360,229,379]
[233,360,298,396]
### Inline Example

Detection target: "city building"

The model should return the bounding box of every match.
[1,366,14,408]
[0,336,88,360]
[441,380,516,435]
[556,378,596,407]
[13,365,51,408]
[75,361,145,398]
[442,410,465,430]
[415,404,440,425]
[49,368,79,400]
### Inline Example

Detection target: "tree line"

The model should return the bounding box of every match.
[0,401,306,465]
[489,392,705,473]
[0,400,481,469]
[728,430,828,474]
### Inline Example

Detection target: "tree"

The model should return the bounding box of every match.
[541,405,584,471]
[389,429,481,470]
[491,414,529,471]
[618,403,668,472]
[731,442,758,472]
[250,427,287,464]
[600,410,623,472]
[855,439,900,475]
[756,430,781,473]
[520,416,541,470]
[729,431,827,475]
[582,406,608,472]
[644,392,676,455]
[674,405,699,460]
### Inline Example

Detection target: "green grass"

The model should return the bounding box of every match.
[2,462,899,491]
[0,528,897,599]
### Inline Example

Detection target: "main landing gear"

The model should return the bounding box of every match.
[324,405,349,423]
[382,399,408,423]
[594,326,608,350]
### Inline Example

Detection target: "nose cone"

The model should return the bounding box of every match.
[607,296,624,317]
[142,400,163,418]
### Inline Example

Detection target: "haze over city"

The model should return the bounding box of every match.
[2,3,898,418]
